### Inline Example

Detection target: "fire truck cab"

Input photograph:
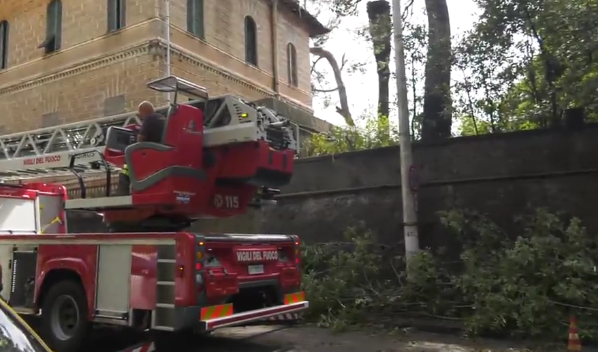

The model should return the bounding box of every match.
[0,76,308,352]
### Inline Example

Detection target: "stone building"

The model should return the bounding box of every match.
[0,0,332,137]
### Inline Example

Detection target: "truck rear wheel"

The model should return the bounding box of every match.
[40,280,90,352]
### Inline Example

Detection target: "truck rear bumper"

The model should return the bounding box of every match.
[200,301,309,330]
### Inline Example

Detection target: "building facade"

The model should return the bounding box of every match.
[0,0,331,136]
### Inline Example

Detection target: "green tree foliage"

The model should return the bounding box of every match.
[303,209,598,340]
[453,0,598,135]
[303,116,397,156]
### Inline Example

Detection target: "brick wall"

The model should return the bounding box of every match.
[277,10,311,95]
[165,0,312,107]
[169,0,275,74]
[0,0,322,134]
[0,47,162,132]
[0,0,156,67]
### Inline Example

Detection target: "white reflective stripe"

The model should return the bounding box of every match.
[0,237,176,245]
[65,196,132,209]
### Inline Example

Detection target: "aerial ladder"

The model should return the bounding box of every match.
[0,75,298,231]
[0,76,307,352]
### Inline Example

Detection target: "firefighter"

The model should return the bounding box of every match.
[117,101,166,195]
[136,101,165,143]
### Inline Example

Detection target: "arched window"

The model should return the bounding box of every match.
[287,43,298,87]
[244,16,258,66]
[41,0,62,54]
[107,0,127,32]
[0,21,8,69]
[187,0,204,39]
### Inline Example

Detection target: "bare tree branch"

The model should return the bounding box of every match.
[310,46,355,126]
[311,56,325,74]
[314,87,340,93]
[403,0,415,22]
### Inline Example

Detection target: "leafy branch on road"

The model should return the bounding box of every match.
[302,209,598,341]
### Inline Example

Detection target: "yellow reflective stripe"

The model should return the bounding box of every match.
[121,164,129,176]
[0,299,53,352]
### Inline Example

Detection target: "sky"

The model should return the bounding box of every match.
[310,0,481,126]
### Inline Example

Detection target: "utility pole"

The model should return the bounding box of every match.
[392,0,420,261]
[164,0,171,77]
[164,0,172,102]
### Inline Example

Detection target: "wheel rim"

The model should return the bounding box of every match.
[50,295,80,341]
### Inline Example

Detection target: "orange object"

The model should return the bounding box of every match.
[200,304,233,320]
[283,291,306,305]
[569,316,582,351]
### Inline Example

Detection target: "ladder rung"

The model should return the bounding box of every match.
[152,326,175,331]
[156,303,175,308]
[157,281,174,286]
[158,259,176,264]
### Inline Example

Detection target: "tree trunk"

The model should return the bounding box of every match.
[310,46,355,126]
[367,0,392,119]
[422,0,452,141]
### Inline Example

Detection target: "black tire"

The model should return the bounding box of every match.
[40,280,90,352]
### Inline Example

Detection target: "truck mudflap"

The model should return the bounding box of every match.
[199,293,308,330]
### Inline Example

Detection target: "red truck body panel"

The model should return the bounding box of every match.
[0,231,303,326]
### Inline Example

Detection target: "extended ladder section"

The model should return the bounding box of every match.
[0,113,141,181]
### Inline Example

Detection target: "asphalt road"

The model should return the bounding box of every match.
[84,325,540,352]
[27,318,561,352]
[86,325,309,352]
[83,325,373,352]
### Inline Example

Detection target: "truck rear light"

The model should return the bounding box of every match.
[196,237,205,271]
[293,237,301,266]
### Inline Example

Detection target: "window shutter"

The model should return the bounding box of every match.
[55,2,62,50]
[107,0,116,31]
[46,2,55,43]
[195,0,204,39]
[47,0,62,51]
[244,17,257,66]
[186,0,194,34]
[119,0,127,28]
[0,21,8,69]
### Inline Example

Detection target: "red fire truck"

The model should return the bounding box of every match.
[0,76,308,352]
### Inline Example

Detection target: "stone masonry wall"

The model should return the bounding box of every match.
[0,0,317,134]
[67,125,598,253]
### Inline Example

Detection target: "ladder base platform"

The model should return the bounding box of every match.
[65,196,133,210]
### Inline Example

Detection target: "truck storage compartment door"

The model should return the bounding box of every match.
[95,245,132,320]
[0,197,37,232]
[9,250,37,308]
